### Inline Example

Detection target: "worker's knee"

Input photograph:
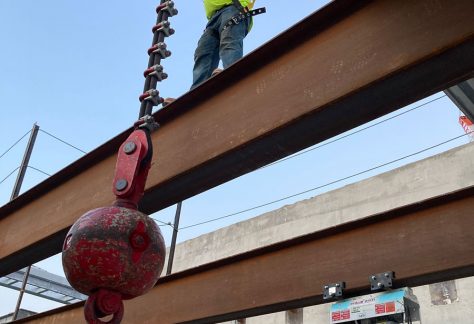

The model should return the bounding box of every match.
[194,28,219,60]
[221,25,245,45]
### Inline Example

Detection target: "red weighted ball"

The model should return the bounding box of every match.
[62,206,165,299]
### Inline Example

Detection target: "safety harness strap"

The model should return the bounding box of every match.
[223,7,266,30]
[227,0,266,30]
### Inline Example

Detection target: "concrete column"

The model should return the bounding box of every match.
[286,309,303,324]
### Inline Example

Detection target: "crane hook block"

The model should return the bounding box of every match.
[62,121,165,324]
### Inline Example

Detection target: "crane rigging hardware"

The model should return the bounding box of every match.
[139,0,178,118]
[62,2,178,323]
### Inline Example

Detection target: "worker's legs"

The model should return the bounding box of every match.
[218,7,249,68]
[191,28,220,90]
[191,6,249,90]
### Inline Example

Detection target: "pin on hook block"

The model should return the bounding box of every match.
[147,42,172,59]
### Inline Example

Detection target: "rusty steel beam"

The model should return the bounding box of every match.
[18,187,474,323]
[1,0,474,276]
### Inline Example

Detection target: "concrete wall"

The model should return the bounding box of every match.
[164,142,474,323]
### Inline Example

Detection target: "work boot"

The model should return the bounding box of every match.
[163,97,176,107]
[211,68,223,77]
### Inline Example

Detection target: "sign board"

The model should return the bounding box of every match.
[330,288,419,323]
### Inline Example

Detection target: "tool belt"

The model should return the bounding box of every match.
[222,6,266,30]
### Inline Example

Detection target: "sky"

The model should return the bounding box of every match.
[0,0,471,318]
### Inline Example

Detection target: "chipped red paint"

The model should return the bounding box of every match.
[113,128,152,210]
[62,206,165,298]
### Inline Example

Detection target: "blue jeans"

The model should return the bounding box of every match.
[191,5,249,90]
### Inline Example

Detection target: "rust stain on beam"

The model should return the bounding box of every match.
[19,188,474,323]
[1,0,474,276]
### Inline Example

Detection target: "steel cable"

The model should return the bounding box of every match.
[0,130,31,160]
[180,131,471,230]
[39,129,87,154]
[262,95,447,169]
[155,95,447,230]
[27,165,51,177]
[151,217,174,228]
[178,95,450,229]
[0,167,20,185]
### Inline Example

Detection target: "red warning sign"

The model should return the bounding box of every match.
[385,301,396,313]
[375,303,385,314]
[341,309,350,320]
[331,311,341,321]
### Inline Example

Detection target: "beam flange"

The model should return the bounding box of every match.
[445,78,474,121]
[1,0,474,276]
[18,187,474,323]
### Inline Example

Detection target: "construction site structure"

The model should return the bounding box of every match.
[0,0,473,322]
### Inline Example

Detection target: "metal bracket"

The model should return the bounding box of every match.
[148,42,171,59]
[323,282,345,300]
[144,64,168,81]
[157,1,178,17]
[136,115,159,132]
[152,21,175,37]
[139,89,163,106]
[369,271,395,291]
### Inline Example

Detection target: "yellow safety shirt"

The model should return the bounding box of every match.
[204,0,255,20]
